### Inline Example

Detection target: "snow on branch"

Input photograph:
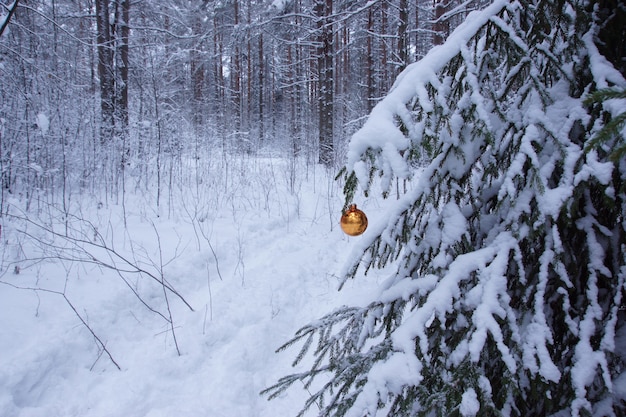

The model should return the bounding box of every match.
[271,0,626,415]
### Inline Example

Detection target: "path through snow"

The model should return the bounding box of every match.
[0,160,384,417]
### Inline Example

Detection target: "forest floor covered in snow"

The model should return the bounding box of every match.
[0,155,389,417]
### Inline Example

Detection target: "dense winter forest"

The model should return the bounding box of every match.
[0,0,467,212]
[1,0,626,416]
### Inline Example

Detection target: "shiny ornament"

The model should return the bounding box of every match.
[340,204,368,236]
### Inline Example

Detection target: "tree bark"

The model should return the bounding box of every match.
[190,9,204,129]
[232,0,242,148]
[433,0,450,46]
[95,0,115,143]
[0,0,20,38]
[397,0,409,75]
[117,0,130,150]
[258,32,264,142]
[367,8,375,111]
[315,0,334,166]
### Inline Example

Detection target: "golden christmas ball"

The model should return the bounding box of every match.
[340,204,368,236]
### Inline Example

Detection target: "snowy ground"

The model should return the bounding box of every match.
[0,155,387,417]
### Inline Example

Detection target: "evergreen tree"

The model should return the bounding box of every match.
[264,0,626,416]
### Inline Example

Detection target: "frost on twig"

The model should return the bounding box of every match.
[1,205,194,363]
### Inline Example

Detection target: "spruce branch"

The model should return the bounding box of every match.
[268,1,626,415]
[584,87,626,162]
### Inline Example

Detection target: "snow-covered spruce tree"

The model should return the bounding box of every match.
[263,0,625,416]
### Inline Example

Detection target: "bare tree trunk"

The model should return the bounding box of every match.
[397,0,409,75]
[232,0,243,150]
[246,0,253,146]
[366,8,375,112]
[213,14,225,138]
[117,0,130,136]
[0,0,20,38]
[380,0,389,93]
[433,0,450,45]
[315,0,334,166]
[117,0,130,221]
[190,10,204,130]
[258,33,264,142]
[95,0,114,143]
